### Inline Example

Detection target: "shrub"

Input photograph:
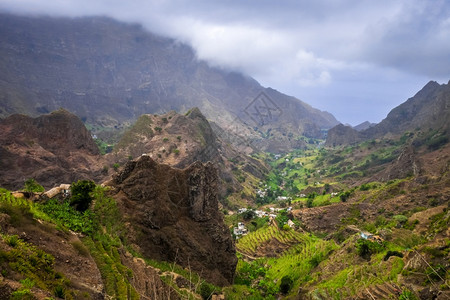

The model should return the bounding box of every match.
[279,275,293,294]
[399,289,417,300]
[23,178,44,193]
[199,282,216,299]
[71,241,90,257]
[20,278,35,289]
[70,180,96,212]
[282,224,291,231]
[10,289,33,300]
[393,215,408,226]
[427,135,448,150]
[242,210,256,220]
[4,234,19,247]
[340,190,352,202]
[383,250,403,261]
[112,163,120,171]
[355,238,384,259]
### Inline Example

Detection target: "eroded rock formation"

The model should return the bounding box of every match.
[111,155,237,286]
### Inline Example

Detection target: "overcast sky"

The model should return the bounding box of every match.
[1,0,449,125]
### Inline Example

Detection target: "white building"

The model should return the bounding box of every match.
[233,222,248,237]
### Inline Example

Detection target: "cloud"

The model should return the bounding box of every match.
[0,0,449,124]
[359,0,450,78]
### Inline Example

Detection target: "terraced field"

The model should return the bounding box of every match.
[311,255,405,299]
[265,235,338,285]
[236,225,307,256]
[234,224,339,297]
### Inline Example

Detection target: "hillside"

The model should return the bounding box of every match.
[0,13,339,152]
[109,108,269,207]
[326,80,450,146]
[0,156,236,298]
[0,109,105,190]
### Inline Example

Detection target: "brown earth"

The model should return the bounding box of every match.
[109,155,237,286]
[0,109,106,190]
[0,213,104,299]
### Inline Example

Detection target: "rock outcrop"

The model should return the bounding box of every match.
[111,155,237,286]
[0,109,104,189]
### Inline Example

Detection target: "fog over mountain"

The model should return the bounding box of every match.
[1,0,449,125]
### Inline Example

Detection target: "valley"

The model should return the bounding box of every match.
[0,12,448,300]
[0,97,448,299]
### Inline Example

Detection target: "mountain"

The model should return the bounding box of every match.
[0,109,105,190]
[0,13,339,152]
[353,121,376,131]
[109,108,269,206]
[326,80,450,146]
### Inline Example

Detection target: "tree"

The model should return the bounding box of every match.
[70,180,96,211]
[24,178,44,193]
[242,210,256,220]
[279,275,293,294]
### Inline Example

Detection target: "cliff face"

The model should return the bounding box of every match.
[111,156,237,286]
[0,109,104,189]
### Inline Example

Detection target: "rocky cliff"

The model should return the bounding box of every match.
[111,155,237,286]
[0,109,105,189]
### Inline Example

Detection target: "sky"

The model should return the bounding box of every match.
[1,0,449,125]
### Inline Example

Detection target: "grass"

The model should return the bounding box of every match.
[0,233,72,299]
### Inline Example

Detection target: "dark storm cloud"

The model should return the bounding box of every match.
[0,0,448,124]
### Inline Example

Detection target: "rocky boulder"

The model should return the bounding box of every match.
[111,155,237,286]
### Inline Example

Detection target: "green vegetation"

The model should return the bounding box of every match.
[70,179,96,211]
[355,238,384,259]
[0,233,72,299]
[233,224,338,297]
[1,185,220,299]
[23,178,44,193]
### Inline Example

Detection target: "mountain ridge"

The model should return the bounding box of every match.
[326,80,450,146]
[0,13,339,152]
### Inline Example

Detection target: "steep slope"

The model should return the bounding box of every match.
[110,108,219,168]
[326,80,450,146]
[110,108,269,207]
[0,109,105,189]
[110,155,237,286]
[0,13,338,151]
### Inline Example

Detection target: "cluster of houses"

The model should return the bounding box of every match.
[233,206,295,238]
